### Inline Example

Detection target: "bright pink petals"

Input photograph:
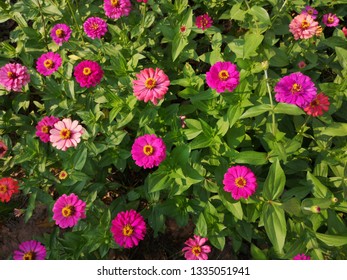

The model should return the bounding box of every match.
[13,240,46,260]
[0,63,30,92]
[83,17,108,39]
[74,60,104,88]
[195,14,213,30]
[36,52,62,76]
[301,6,318,20]
[289,14,320,40]
[293,253,311,260]
[322,13,339,27]
[0,177,19,203]
[206,61,240,93]
[50,23,72,46]
[36,116,60,143]
[304,92,330,117]
[103,0,131,19]
[182,235,211,260]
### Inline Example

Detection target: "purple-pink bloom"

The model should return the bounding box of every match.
[36,116,60,143]
[195,14,213,30]
[301,6,318,19]
[293,253,311,260]
[322,13,339,27]
[52,193,86,229]
[50,23,72,46]
[110,209,146,248]
[83,17,108,39]
[182,235,211,260]
[274,72,317,109]
[49,118,84,151]
[0,63,30,92]
[13,240,46,260]
[206,61,240,93]
[74,60,104,88]
[103,0,131,19]
[132,68,170,105]
[131,134,166,169]
[223,165,258,200]
[36,52,62,76]
[0,140,8,158]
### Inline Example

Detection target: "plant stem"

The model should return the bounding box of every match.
[279,0,289,13]
[36,0,50,51]
[66,0,84,44]
[264,69,276,135]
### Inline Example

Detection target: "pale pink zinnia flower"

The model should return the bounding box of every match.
[182,235,211,260]
[206,61,240,93]
[13,240,46,260]
[36,52,62,76]
[0,63,30,92]
[50,23,72,46]
[293,253,311,260]
[304,93,330,117]
[131,134,166,169]
[132,68,170,105]
[289,14,319,40]
[74,60,104,88]
[52,193,86,228]
[83,17,108,39]
[301,6,318,19]
[195,14,213,30]
[0,140,8,158]
[322,13,339,27]
[103,0,131,19]
[49,118,84,151]
[36,116,60,143]
[223,165,258,200]
[110,209,146,248]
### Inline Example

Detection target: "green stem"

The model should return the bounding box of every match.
[279,0,289,13]
[264,69,276,135]
[66,0,84,44]
[36,0,50,51]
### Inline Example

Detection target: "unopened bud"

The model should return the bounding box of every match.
[331,197,338,204]
[261,61,269,70]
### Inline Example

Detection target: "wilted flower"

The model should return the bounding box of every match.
[0,177,20,203]
[103,0,131,19]
[182,235,211,260]
[13,240,46,260]
[304,93,330,117]
[206,61,240,93]
[36,52,62,76]
[289,14,319,40]
[322,13,339,27]
[0,63,30,92]
[74,60,104,88]
[195,14,213,30]
[83,17,108,39]
[50,23,72,46]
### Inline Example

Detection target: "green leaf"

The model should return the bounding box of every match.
[316,233,347,247]
[227,105,243,128]
[274,103,304,115]
[218,189,243,220]
[195,212,208,237]
[321,123,347,137]
[148,171,174,193]
[240,104,272,119]
[172,34,188,62]
[249,6,271,25]
[307,172,331,198]
[243,33,264,58]
[72,147,88,171]
[229,3,246,21]
[24,191,37,223]
[234,151,268,165]
[251,244,268,260]
[263,159,286,200]
[335,47,347,69]
[269,48,289,67]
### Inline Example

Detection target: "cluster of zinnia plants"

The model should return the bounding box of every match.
[0,0,347,260]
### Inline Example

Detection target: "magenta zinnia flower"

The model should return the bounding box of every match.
[304,93,330,117]
[50,23,72,46]
[49,118,84,151]
[110,209,146,248]
[293,253,311,260]
[182,235,211,260]
[36,52,62,76]
[74,60,103,88]
[52,193,86,228]
[289,14,319,40]
[274,72,317,109]
[0,140,8,158]
[301,6,318,19]
[195,14,213,30]
[0,177,19,203]
[131,134,166,169]
[322,13,339,27]
[103,0,131,19]
[0,63,30,92]
[223,165,258,200]
[83,17,108,39]
[206,61,240,93]
[13,240,46,260]
[35,116,60,143]
[133,68,170,105]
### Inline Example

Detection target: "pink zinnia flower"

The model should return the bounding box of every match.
[13,240,46,260]
[36,52,62,76]
[293,253,311,260]
[74,60,104,88]
[301,6,318,19]
[206,61,240,93]
[0,63,30,92]
[110,209,146,248]
[83,17,108,39]
[274,72,317,109]
[0,140,8,158]
[52,193,86,229]
[182,235,211,260]
[131,134,166,169]
[196,14,213,30]
[103,0,131,19]
[50,23,72,46]
[342,27,347,37]
[137,0,147,3]
[223,165,258,200]
[289,14,319,40]
[132,68,170,105]
[0,177,19,203]
[49,118,84,151]
[35,116,60,143]
[304,93,330,117]
[323,13,339,27]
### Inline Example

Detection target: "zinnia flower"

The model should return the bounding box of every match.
[13,240,46,260]
[0,140,8,158]
[36,116,60,143]
[182,235,211,260]
[342,27,347,37]
[58,170,68,180]
[132,68,170,105]
[301,6,318,19]
[83,17,108,39]
[293,253,311,260]
[131,134,166,169]
[74,60,104,88]
[103,0,131,19]
[274,72,317,109]
[195,14,213,30]
[0,63,30,92]
[304,93,330,117]
[52,193,86,228]
[50,23,72,46]
[223,165,258,200]
[36,52,62,76]
[322,13,339,27]
[289,14,319,40]
[110,209,146,248]
[0,177,20,203]
[206,61,240,93]
[49,118,84,151]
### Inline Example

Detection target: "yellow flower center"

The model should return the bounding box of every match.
[235,177,247,188]
[144,78,156,89]
[92,23,99,30]
[291,83,302,94]
[44,59,54,69]
[0,184,7,194]
[55,29,64,38]
[59,171,68,180]
[143,145,154,156]
[191,245,201,257]
[62,205,74,217]
[60,128,71,140]
[122,224,134,237]
[23,251,35,260]
[7,71,14,78]
[301,20,310,29]
[41,125,49,133]
[83,67,92,76]
[111,0,119,7]
[218,70,229,81]
[327,17,334,24]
